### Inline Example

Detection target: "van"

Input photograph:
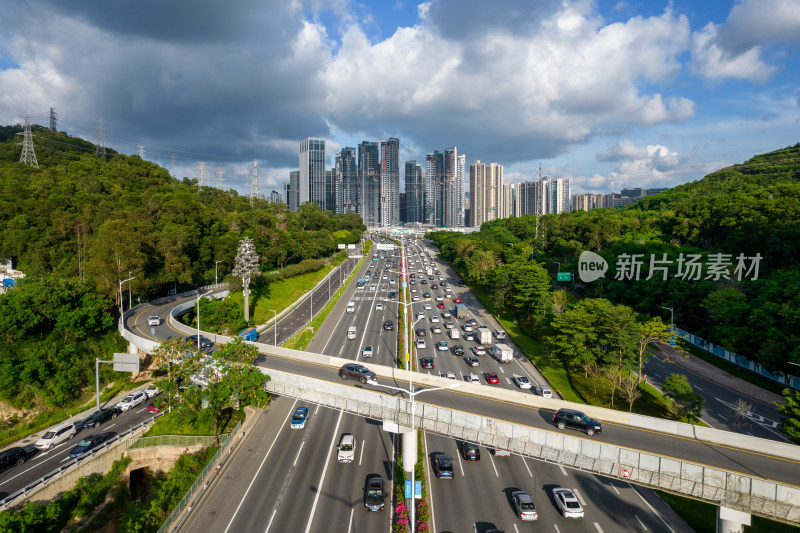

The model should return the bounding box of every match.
[238,327,258,342]
[34,421,76,450]
[448,329,460,339]
[346,301,356,313]
[348,326,357,340]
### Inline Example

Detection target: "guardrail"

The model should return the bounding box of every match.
[263,369,800,526]
[128,433,231,449]
[157,421,242,533]
[1,412,164,510]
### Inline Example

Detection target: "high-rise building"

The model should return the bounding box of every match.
[441,147,459,227]
[572,193,594,212]
[358,141,380,227]
[325,169,334,212]
[425,151,443,225]
[269,190,282,204]
[534,177,549,215]
[300,137,326,209]
[336,147,358,214]
[404,160,424,224]
[380,137,400,226]
[456,153,466,226]
[287,170,300,211]
[399,192,407,224]
[469,161,487,227]
[549,177,571,214]
[501,183,515,218]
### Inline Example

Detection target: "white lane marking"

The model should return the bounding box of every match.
[347,507,354,533]
[359,440,365,466]
[593,523,604,532]
[654,373,662,378]
[422,432,438,533]
[264,509,278,533]
[224,399,298,533]
[554,525,560,533]
[487,450,499,477]
[456,449,465,477]
[695,386,703,391]
[559,464,568,476]
[498,367,505,374]
[609,481,620,495]
[505,377,512,385]
[293,441,305,467]
[635,514,648,531]
[718,414,728,421]
[105,423,117,430]
[303,410,344,533]
[513,525,520,533]
[573,488,586,506]
[627,482,675,533]
[521,457,533,477]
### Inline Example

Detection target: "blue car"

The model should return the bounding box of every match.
[69,432,115,458]
[291,407,309,429]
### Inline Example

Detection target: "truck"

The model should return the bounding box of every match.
[454,303,469,319]
[238,327,258,342]
[477,327,492,345]
[491,343,514,363]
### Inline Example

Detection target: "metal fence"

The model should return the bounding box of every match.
[157,421,242,533]
[265,371,800,526]
[129,433,230,449]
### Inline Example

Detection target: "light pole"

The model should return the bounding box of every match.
[127,268,142,310]
[551,261,561,274]
[118,275,135,317]
[215,260,224,285]
[267,308,277,346]
[373,380,460,532]
[197,290,213,351]
[660,306,674,331]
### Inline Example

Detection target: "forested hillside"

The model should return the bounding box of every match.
[431,143,800,375]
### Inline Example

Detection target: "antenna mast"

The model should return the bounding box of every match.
[250,159,259,205]
[18,116,39,168]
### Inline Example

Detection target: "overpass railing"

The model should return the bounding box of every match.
[264,369,800,526]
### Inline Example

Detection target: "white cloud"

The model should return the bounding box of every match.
[690,22,776,83]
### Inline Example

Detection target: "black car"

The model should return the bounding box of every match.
[0,446,35,473]
[451,345,465,356]
[553,409,603,436]
[383,320,394,331]
[420,357,434,369]
[364,475,386,511]
[338,364,377,384]
[388,291,397,299]
[415,328,426,337]
[431,283,438,289]
[81,407,121,429]
[188,334,213,348]
[461,441,480,461]
[69,432,115,458]
[433,453,454,478]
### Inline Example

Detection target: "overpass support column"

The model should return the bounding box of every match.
[401,429,417,475]
[717,506,751,533]
[129,342,138,355]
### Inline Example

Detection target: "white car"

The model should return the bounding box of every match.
[467,373,481,384]
[435,295,444,302]
[437,341,448,351]
[337,433,356,463]
[117,391,146,411]
[515,376,532,389]
[424,303,432,310]
[363,345,374,358]
[471,346,486,356]
[552,488,584,518]
[34,422,76,450]
[441,372,456,380]
[144,384,160,398]
[369,284,376,291]
[416,339,426,349]
[430,315,440,323]
[147,316,160,326]
[538,385,553,398]
[445,321,455,329]
[413,295,420,302]
[376,303,384,311]
[416,311,426,320]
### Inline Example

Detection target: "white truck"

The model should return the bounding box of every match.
[477,327,492,345]
[492,343,514,363]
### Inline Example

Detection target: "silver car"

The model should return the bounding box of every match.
[337,433,356,463]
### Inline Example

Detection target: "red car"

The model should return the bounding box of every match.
[486,372,500,384]
[437,302,445,309]
[454,297,462,303]
[146,402,162,413]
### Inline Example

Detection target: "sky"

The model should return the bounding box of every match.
[0,0,798,196]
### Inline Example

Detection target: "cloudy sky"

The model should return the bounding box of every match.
[1,0,798,195]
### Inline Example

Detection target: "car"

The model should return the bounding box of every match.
[147,315,160,327]
[416,328,426,337]
[538,385,553,398]
[363,345,374,358]
[458,278,465,284]
[463,332,475,342]
[512,491,538,521]
[515,376,532,389]
[339,364,377,384]
[420,279,427,284]
[451,345,465,356]
[117,391,146,411]
[337,433,356,463]
[376,302,384,311]
[188,335,213,348]
[494,329,507,340]
[435,295,444,302]
[432,324,442,334]
[423,292,431,299]
[552,487,584,518]
[441,310,451,318]
[437,302,445,309]
[369,284,376,291]
[81,407,121,429]
[383,320,394,330]
[416,311,426,320]
[431,283,438,289]
[291,406,309,429]
[430,315,440,323]
[364,476,386,511]
[463,324,474,332]
[0,446,36,473]
[424,303,433,310]
[433,453,454,478]
[440,372,456,380]
[454,297,462,303]
[413,295,420,301]
[445,321,455,329]
[436,341,448,351]
[466,318,478,326]
[420,357,434,369]
[465,356,480,367]
[380,285,387,292]
[461,441,480,460]
[471,346,486,356]
[382,274,388,280]
[492,448,511,457]
[34,422,77,450]
[467,373,481,384]
[69,432,115,458]
[416,338,426,349]
[146,402,162,414]
[553,409,603,436]
[486,372,500,384]
[388,291,397,298]
[144,384,160,398]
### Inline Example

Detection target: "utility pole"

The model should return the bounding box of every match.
[96,118,106,157]
[18,116,38,168]
[216,167,226,189]
[250,159,259,206]
[49,107,57,132]
[196,161,207,187]
[138,145,146,159]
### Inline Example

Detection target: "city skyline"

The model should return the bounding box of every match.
[0,1,798,197]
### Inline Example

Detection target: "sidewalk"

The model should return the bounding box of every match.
[654,345,784,407]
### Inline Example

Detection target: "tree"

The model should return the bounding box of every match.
[634,317,675,385]
[150,336,203,412]
[730,398,752,432]
[232,237,260,324]
[662,373,704,422]
[619,373,642,412]
[507,261,551,321]
[778,388,800,444]
[552,290,568,314]
[546,306,601,376]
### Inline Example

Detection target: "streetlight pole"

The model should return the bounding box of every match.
[118,275,135,317]
[552,261,561,274]
[267,308,277,346]
[660,306,674,332]
[215,260,224,285]
[197,290,213,351]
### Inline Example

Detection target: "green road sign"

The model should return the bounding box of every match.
[556,272,572,282]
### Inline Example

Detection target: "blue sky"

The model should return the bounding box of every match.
[0,0,798,195]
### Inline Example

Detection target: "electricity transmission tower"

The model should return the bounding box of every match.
[49,107,57,132]
[196,161,207,187]
[96,118,106,156]
[18,116,39,168]
[170,148,176,178]
[216,167,226,189]
[138,145,146,159]
[250,159,259,205]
